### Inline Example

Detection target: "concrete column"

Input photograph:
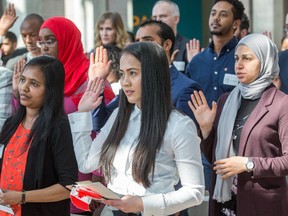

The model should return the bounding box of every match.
[63,0,132,51]
[64,0,99,52]
[107,0,133,31]
[201,0,213,46]
[252,0,284,48]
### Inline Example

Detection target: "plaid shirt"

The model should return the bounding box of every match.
[0,67,13,132]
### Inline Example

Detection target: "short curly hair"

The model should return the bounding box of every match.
[104,44,122,81]
[214,0,245,21]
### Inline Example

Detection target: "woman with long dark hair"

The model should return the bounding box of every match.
[69,42,204,215]
[0,56,78,216]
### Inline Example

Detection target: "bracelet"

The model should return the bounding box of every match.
[21,190,26,204]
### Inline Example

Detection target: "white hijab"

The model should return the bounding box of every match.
[213,34,279,203]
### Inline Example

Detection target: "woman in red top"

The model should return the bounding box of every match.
[0,56,78,216]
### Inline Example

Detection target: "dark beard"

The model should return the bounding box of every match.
[210,30,223,36]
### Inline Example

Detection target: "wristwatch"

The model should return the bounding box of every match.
[246,157,254,172]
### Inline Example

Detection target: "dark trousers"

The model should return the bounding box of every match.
[112,210,177,216]
[112,211,141,216]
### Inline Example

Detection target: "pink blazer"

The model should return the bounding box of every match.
[202,85,288,216]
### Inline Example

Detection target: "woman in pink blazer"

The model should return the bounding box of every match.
[189,33,288,216]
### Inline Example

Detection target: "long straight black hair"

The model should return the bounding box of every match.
[0,56,65,148]
[99,42,172,188]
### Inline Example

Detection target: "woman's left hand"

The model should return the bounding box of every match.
[102,194,143,213]
[214,156,248,179]
[0,190,21,205]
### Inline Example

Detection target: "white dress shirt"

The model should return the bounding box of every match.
[68,106,204,216]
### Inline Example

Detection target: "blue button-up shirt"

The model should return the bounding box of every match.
[186,37,238,107]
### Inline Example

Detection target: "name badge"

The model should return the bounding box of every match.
[223,74,238,86]
[173,61,185,71]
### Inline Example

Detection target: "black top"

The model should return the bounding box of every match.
[233,97,260,154]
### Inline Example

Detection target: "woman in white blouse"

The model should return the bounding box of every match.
[69,42,204,216]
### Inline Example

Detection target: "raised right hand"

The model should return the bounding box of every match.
[186,38,201,62]
[188,91,217,138]
[78,77,104,112]
[0,3,18,36]
[88,46,112,81]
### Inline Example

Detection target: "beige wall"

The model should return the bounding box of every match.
[252,0,284,49]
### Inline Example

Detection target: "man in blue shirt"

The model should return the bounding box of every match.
[185,0,245,190]
[186,0,244,108]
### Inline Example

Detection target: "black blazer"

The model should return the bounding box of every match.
[1,116,78,216]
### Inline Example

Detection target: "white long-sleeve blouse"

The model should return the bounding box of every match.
[68,106,204,215]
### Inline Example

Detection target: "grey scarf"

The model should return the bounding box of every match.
[212,34,279,203]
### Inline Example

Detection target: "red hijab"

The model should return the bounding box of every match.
[40,17,88,100]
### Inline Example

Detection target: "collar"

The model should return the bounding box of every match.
[169,64,178,80]
[208,36,238,55]
[130,105,141,121]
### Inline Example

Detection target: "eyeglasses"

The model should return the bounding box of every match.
[36,39,57,48]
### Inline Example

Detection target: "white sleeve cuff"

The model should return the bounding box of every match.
[141,194,165,216]
[68,111,93,132]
